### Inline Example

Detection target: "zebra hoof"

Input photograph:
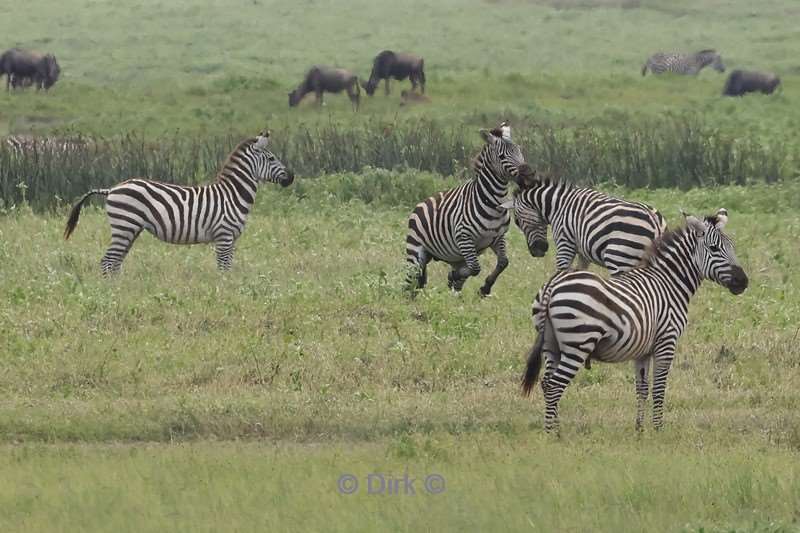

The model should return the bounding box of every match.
[478,285,491,298]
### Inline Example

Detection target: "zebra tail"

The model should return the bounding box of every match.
[521,331,544,397]
[64,189,109,240]
[641,62,648,76]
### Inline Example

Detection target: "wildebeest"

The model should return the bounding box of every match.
[0,48,61,91]
[363,50,425,96]
[722,69,781,96]
[399,89,430,106]
[288,66,360,111]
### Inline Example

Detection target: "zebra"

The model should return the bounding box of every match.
[641,49,725,76]
[405,122,530,296]
[520,209,748,433]
[500,178,668,275]
[63,131,294,274]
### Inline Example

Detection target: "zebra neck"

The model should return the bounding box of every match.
[647,231,703,301]
[528,181,571,224]
[472,163,508,205]
[215,162,259,214]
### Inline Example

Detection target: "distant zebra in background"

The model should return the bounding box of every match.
[501,179,667,275]
[64,131,294,274]
[4,134,93,158]
[641,49,725,76]
[521,209,748,433]
[405,122,531,295]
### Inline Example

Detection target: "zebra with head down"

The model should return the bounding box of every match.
[641,49,725,76]
[501,177,667,276]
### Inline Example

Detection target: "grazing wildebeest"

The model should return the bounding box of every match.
[722,69,781,96]
[363,50,425,96]
[0,48,61,91]
[288,66,360,111]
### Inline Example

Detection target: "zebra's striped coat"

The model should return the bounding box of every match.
[405,124,529,295]
[641,49,725,76]
[505,180,667,275]
[522,210,748,432]
[64,132,293,274]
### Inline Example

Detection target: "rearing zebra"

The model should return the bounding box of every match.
[405,122,530,295]
[521,209,748,433]
[64,131,294,274]
[501,178,667,275]
[641,49,725,76]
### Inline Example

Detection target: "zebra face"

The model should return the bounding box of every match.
[479,127,528,182]
[509,195,548,257]
[251,135,294,187]
[687,209,747,295]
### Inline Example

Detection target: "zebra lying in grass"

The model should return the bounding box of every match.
[501,178,667,275]
[64,131,294,274]
[521,209,748,433]
[405,122,531,296]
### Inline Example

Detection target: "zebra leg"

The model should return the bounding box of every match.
[478,236,509,297]
[543,337,598,434]
[448,236,480,290]
[214,235,236,271]
[405,249,430,292]
[447,262,467,291]
[101,227,142,275]
[384,79,390,96]
[651,339,677,430]
[540,322,560,393]
[554,239,577,271]
[634,357,651,432]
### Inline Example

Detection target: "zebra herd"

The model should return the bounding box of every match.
[60,122,749,433]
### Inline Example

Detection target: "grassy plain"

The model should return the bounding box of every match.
[1,0,800,531]
[2,179,800,531]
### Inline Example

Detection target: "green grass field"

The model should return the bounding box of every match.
[2,0,800,531]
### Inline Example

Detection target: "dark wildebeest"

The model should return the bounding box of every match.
[288,66,360,111]
[363,50,425,96]
[0,48,61,91]
[722,69,781,96]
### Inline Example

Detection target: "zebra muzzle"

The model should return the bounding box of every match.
[529,240,549,257]
[281,170,295,187]
[726,267,748,295]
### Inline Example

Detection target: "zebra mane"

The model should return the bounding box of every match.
[516,174,573,194]
[696,49,717,55]
[216,137,259,179]
[638,226,690,267]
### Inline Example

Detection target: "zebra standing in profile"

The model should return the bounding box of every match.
[64,131,294,274]
[405,122,530,296]
[501,178,667,275]
[641,49,725,76]
[521,209,748,433]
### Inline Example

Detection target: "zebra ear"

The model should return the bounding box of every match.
[685,215,706,237]
[254,130,271,150]
[479,129,496,142]
[714,208,728,229]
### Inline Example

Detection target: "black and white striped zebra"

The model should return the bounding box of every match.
[521,209,748,433]
[64,131,294,274]
[405,122,530,296]
[641,49,725,76]
[501,179,667,275]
